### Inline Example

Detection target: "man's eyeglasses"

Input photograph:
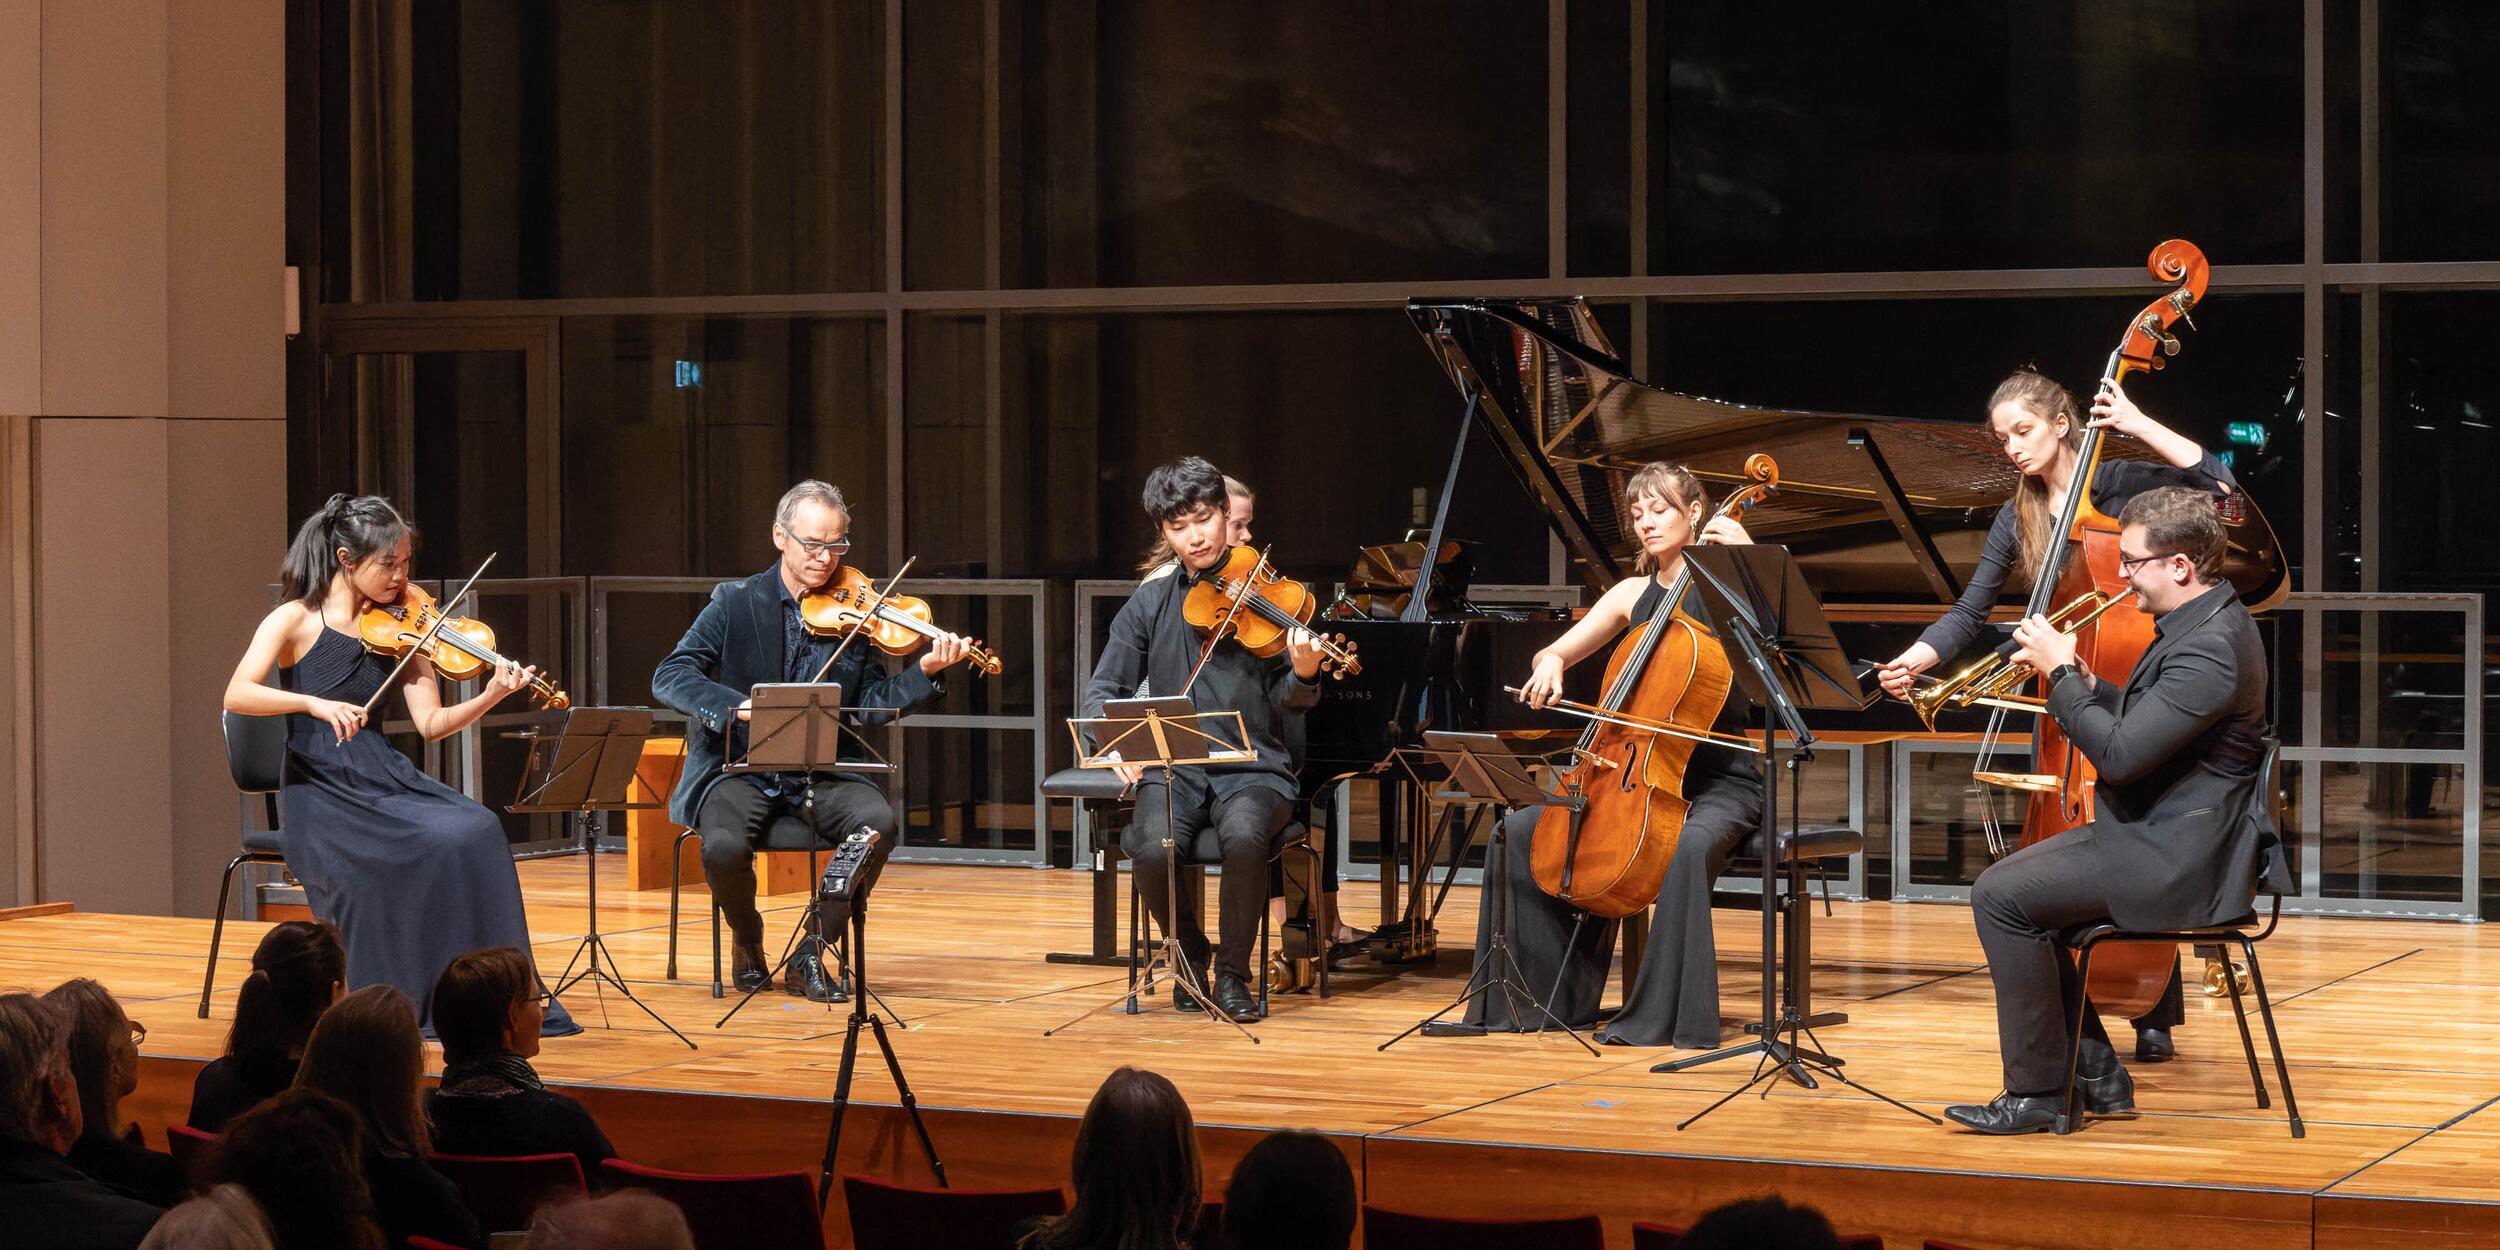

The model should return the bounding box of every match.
[2117,550,2174,575]
[127,1020,147,1047]
[784,534,853,558]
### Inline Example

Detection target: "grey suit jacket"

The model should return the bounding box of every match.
[2043,582,2283,930]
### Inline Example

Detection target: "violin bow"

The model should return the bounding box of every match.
[810,555,916,684]
[360,552,497,720]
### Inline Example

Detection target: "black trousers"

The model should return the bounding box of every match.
[1122,775,1291,982]
[696,775,895,947]
[1970,826,2130,1094]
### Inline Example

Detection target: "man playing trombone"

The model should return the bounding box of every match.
[1943,486,2279,1135]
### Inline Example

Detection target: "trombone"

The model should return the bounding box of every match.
[1904,591,2125,729]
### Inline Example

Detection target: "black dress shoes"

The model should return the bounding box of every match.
[1213,971,1263,1023]
[2079,1063,2136,1115]
[1172,978,1205,1012]
[785,940,848,1003]
[731,941,772,993]
[1942,1092,2064,1135]
[2134,1026,2176,1063]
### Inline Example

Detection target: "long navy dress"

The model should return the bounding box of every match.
[279,627,578,1036]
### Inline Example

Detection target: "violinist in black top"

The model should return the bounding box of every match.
[1473,461,1764,1049]
[653,479,975,1000]
[1944,486,2281,1135]
[1876,369,2240,1059]
[1078,457,1326,1024]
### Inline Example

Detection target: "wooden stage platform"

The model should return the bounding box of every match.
[11,856,2500,1249]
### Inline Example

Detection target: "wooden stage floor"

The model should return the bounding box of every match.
[12,856,2500,1249]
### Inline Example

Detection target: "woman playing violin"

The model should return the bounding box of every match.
[222,494,577,1037]
[1475,461,1764,1048]
[1874,370,2239,1060]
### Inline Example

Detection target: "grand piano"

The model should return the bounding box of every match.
[1304,296,2286,963]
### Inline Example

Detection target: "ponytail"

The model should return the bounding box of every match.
[280,495,413,604]
[227,920,346,1086]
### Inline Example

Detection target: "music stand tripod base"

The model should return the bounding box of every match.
[510,707,694,1050]
[1046,700,1260,1045]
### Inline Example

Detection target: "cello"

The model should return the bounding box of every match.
[1529,455,1779,919]
[1973,239,2209,1018]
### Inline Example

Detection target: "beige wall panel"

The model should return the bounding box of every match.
[167,0,283,420]
[164,417,284,915]
[39,0,170,418]
[0,0,38,414]
[35,417,174,913]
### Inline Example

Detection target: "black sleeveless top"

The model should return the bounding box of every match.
[1622,574,1758,784]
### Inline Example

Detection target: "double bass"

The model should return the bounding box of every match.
[1974,239,2229,1017]
[1529,456,1778,919]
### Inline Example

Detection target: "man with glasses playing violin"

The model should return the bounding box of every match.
[654,480,975,1000]
[1080,457,1327,1024]
[1945,486,2283,1134]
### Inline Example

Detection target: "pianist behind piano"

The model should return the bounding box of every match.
[1078,457,1325,1025]
[1472,460,1767,1050]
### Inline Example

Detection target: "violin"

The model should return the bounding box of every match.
[799,564,1004,676]
[1529,455,1778,919]
[1181,546,1360,677]
[356,582,569,709]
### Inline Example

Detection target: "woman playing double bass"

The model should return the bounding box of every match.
[1464,461,1765,1048]
[1874,369,2240,1060]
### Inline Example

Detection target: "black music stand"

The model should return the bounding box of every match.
[511,707,693,1049]
[1654,544,1933,1128]
[1046,697,1261,1045]
[714,683,902,1030]
[1379,731,1601,1054]
[809,827,947,1211]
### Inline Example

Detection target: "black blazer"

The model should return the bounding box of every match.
[2044,583,2282,930]
[652,568,942,826]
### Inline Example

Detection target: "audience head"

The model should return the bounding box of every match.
[42,977,142,1142]
[0,991,81,1152]
[228,921,345,1086]
[206,1088,383,1250]
[1223,1130,1356,1250]
[518,1191,696,1250]
[294,984,428,1156]
[431,946,544,1065]
[1030,1066,1200,1250]
[137,1184,279,1250]
[1678,1195,1843,1250]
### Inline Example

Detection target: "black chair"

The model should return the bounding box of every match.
[1043,766,1326,1016]
[2055,741,2301,1138]
[664,815,825,998]
[203,711,291,1018]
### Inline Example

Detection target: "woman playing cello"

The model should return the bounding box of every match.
[222,495,577,1037]
[1465,461,1765,1048]
[1875,369,2241,1059]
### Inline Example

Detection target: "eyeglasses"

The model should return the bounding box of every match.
[783,533,853,558]
[127,1021,147,1047]
[2117,550,2174,575]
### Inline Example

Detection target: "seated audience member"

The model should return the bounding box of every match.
[1222,1130,1355,1250]
[46,978,187,1207]
[1016,1067,1201,1250]
[425,948,614,1175]
[295,986,485,1250]
[206,1089,383,1250]
[517,1191,695,1250]
[1678,1195,1844,1250]
[189,921,346,1132]
[0,991,166,1249]
[136,1184,277,1250]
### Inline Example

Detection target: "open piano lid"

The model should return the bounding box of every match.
[1405,297,2287,610]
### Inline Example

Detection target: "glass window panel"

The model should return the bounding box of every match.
[561,315,888,580]
[332,0,883,301]
[898,588,1039,720]
[2377,1,2500,262]
[2318,610,2477,753]
[905,0,990,292]
[1656,1,2302,273]
[894,726,1039,856]
[2380,295,2500,593]
[1899,743,2032,892]
[1001,1,1549,288]
[1567,0,1632,279]
[2293,758,2466,904]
